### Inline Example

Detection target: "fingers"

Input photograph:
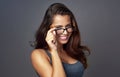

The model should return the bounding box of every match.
[47,28,56,35]
[45,28,57,50]
[53,30,56,35]
[45,28,56,43]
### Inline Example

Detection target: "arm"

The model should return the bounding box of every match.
[31,49,66,77]
[45,28,66,77]
[31,49,52,77]
[31,28,66,77]
[51,49,66,77]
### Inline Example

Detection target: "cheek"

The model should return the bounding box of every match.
[69,33,72,37]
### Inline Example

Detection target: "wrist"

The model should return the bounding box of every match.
[50,49,58,55]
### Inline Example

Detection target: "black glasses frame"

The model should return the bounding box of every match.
[54,26,74,34]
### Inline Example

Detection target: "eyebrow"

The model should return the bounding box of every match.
[55,24,72,28]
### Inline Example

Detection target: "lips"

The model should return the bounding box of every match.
[59,36,68,40]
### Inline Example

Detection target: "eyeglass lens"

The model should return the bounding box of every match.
[55,26,73,34]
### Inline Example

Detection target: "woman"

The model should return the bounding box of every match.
[31,3,90,77]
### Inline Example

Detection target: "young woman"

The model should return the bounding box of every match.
[31,3,90,77]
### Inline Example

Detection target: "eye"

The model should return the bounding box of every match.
[66,26,73,29]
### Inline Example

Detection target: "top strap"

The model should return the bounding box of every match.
[45,50,52,64]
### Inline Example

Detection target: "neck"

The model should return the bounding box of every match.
[57,43,67,56]
[57,43,63,51]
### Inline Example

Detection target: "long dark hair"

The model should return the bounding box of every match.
[35,3,90,69]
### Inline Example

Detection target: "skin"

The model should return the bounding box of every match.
[31,15,78,77]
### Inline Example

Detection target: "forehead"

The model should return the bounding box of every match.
[51,15,71,27]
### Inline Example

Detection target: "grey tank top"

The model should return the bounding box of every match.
[44,50,85,77]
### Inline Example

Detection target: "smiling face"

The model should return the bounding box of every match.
[50,15,73,45]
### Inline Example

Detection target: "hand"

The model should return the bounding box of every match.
[45,28,57,51]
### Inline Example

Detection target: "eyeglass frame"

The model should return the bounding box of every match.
[54,25,74,34]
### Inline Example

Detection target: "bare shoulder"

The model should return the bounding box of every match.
[31,49,45,56]
[31,49,52,76]
[31,49,49,61]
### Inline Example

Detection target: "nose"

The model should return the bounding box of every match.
[62,29,68,34]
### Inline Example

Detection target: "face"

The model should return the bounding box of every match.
[50,15,73,44]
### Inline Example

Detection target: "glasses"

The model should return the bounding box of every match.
[54,26,74,34]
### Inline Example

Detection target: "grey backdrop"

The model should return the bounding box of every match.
[0,0,120,77]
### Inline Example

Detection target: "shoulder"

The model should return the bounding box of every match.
[31,49,45,57]
[31,49,45,55]
[30,49,52,76]
[31,49,50,62]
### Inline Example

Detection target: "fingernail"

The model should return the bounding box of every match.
[53,31,56,35]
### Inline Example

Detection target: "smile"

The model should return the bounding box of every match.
[59,36,68,40]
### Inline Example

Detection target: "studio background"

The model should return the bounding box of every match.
[0,0,120,77]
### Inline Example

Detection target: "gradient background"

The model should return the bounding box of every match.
[0,0,120,77]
